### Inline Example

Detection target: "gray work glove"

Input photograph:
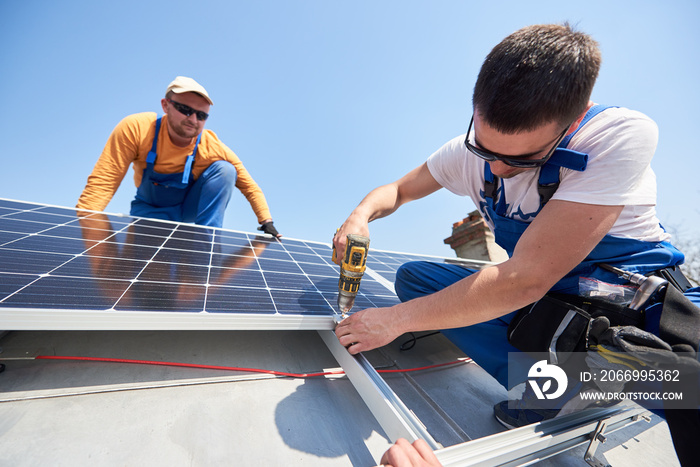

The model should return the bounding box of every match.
[258,221,281,238]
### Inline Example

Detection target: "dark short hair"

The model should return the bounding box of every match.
[472,23,601,133]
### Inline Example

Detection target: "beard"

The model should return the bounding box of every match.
[171,120,200,140]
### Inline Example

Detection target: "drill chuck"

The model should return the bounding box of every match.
[338,289,358,313]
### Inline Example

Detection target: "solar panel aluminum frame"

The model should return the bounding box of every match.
[0,307,337,331]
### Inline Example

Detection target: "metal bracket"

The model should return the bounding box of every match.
[584,419,610,467]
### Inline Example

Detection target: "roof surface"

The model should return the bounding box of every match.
[0,329,679,466]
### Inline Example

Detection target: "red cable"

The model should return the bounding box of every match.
[35,355,470,378]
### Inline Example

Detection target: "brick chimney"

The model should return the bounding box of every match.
[443,210,508,263]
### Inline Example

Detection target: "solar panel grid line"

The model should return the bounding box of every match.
[108,219,180,312]
[255,235,282,315]
[2,204,174,312]
[117,225,237,313]
[259,236,341,318]
[5,217,139,311]
[245,233,330,316]
[3,208,215,313]
[265,240,340,317]
[0,203,103,306]
[201,227,216,313]
[304,241,343,302]
[363,267,397,294]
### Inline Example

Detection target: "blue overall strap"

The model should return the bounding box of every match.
[181,132,201,184]
[483,163,508,216]
[537,149,587,207]
[146,116,163,164]
[481,140,589,215]
[483,163,497,200]
[536,104,617,207]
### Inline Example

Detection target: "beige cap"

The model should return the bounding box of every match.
[165,76,213,105]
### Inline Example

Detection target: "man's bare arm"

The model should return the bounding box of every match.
[336,200,624,354]
[332,162,442,263]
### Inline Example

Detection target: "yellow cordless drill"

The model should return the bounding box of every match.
[333,233,370,317]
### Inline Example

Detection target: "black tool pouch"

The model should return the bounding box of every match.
[507,293,644,363]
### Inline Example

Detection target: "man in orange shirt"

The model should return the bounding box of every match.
[77,76,280,236]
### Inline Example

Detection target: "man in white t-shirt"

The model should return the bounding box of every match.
[332,23,698,457]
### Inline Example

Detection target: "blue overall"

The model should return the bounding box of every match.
[129,116,237,228]
[395,105,694,388]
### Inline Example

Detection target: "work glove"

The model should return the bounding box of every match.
[258,221,281,238]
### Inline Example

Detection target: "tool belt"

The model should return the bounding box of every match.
[507,293,643,363]
[507,266,694,360]
[507,269,699,467]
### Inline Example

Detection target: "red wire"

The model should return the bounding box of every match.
[35,355,470,378]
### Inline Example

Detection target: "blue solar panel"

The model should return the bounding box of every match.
[0,198,479,330]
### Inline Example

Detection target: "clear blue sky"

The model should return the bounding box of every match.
[1,1,698,258]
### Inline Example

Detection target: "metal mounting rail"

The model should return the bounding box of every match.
[318,330,440,450]
[319,328,649,465]
[434,403,649,466]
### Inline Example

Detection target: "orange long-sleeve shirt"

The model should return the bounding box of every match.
[77,112,272,223]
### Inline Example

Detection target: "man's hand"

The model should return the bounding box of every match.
[377,438,442,467]
[332,214,370,264]
[335,306,402,354]
[258,220,281,238]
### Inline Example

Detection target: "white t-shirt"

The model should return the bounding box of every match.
[427,107,670,243]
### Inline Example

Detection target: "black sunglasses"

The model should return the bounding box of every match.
[167,98,209,121]
[464,116,569,168]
